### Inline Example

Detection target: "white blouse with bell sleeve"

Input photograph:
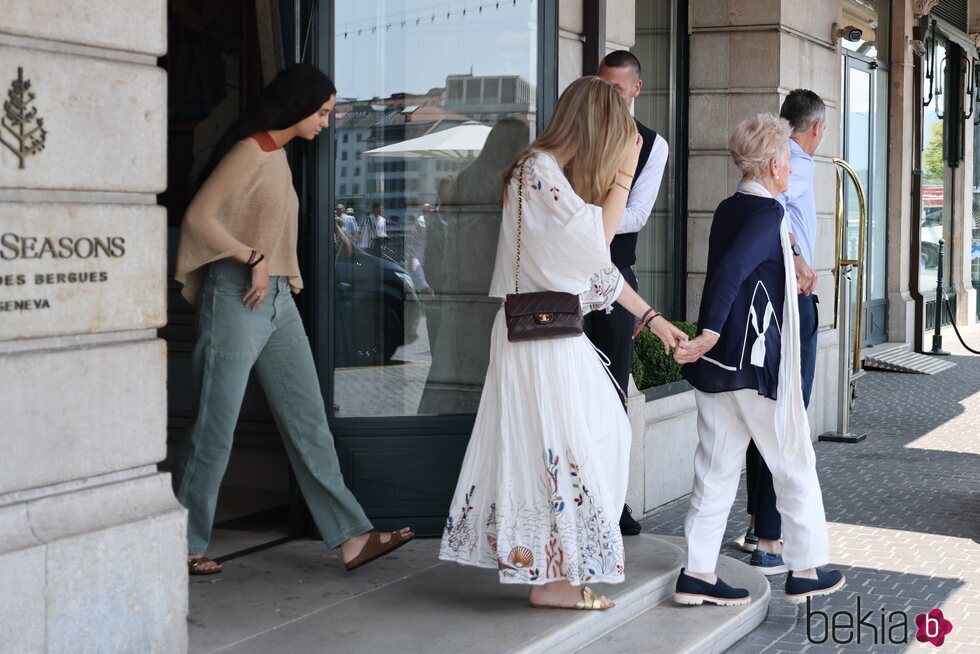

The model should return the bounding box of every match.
[489,152,614,299]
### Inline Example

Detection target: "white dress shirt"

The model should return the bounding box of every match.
[616,133,669,235]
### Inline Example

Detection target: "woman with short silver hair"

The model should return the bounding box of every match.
[671,113,844,606]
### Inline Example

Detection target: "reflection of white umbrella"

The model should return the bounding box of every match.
[362,121,491,160]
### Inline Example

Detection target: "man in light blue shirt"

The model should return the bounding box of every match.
[742,89,826,575]
[784,132,822,288]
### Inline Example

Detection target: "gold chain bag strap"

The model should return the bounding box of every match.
[504,158,584,342]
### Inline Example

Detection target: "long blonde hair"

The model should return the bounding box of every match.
[500,76,637,205]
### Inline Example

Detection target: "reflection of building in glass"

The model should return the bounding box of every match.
[444,74,535,124]
[334,74,535,255]
[335,98,471,219]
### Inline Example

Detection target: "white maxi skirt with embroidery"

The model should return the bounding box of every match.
[438,306,632,586]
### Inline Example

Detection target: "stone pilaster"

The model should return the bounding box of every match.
[0,2,186,652]
[885,0,920,343]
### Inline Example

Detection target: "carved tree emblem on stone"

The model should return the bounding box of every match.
[0,67,47,169]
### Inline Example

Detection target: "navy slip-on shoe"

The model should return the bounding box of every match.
[673,568,752,606]
[784,568,846,604]
[739,528,758,553]
[749,549,788,576]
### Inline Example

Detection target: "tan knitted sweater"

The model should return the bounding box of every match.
[175,138,302,305]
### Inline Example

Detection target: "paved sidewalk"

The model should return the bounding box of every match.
[639,330,980,653]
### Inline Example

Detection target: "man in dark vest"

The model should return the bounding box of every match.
[589,51,669,536]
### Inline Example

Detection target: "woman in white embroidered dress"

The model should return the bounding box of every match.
[439,77,688,610]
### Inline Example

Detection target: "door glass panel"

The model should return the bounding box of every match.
[921,41,947,292]
[632,0,676,317]
[844,66,871,265]
[843,64,871,350]
[332,1,536,417]
[870,67,888,301]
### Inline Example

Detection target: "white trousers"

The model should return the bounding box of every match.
[684,389,830,573]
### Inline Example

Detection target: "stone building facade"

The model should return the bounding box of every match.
[0,2,186,652]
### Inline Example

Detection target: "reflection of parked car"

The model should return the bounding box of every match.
[920,207,943,268]
[335,245,420,366]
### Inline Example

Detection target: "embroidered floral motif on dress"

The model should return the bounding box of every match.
[443,485,478,556]
[522,155,543,191]
[580,266,624,314]
[438,447,625,586]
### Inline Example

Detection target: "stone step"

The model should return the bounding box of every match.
[520,535,687,654]
[578,536,770,654]
[188,534,768,653]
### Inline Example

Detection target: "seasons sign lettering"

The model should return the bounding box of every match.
[1,233,126,259]
[0,234,124,312]
[0,206,165,340]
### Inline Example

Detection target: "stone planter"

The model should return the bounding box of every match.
[624,380,700,518]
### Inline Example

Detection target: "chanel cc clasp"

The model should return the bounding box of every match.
[535,313,553,324]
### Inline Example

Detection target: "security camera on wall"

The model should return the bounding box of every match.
[833,23,866,43]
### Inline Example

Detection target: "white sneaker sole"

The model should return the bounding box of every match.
[751,563,788,576]
[739,541,758,553]
[673,592,752,607]
[784,576,846,604]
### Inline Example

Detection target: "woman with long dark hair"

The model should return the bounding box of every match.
[173,63,413,575]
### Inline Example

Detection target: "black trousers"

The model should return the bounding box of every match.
[745,293,819,539]
[583,266,638,413]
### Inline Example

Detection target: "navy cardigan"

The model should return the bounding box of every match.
[682,193,786,400]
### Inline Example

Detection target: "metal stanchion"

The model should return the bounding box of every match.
[927,238,950,356]
[819,264,867,443]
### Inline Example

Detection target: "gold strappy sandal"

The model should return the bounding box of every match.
[529,586,615,610]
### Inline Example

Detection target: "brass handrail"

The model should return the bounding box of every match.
[833,157,868,376]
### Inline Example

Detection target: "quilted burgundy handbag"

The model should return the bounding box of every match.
[504,159,584,342]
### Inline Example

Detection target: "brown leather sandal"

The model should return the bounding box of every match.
[344,531,414,571]
[188,555,222,575]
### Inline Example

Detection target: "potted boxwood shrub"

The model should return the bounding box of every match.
[630,321,698,391]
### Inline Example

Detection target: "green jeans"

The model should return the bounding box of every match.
[171,261,372,554]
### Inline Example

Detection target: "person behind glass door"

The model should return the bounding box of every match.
[335,202,357,239]
[590,50,670,538]
[439,77,688,610]
[408,203,433,294]
[740,90,825,576]
[672,114,843,606]
[358,201,387,257]
[173,63,413,576]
